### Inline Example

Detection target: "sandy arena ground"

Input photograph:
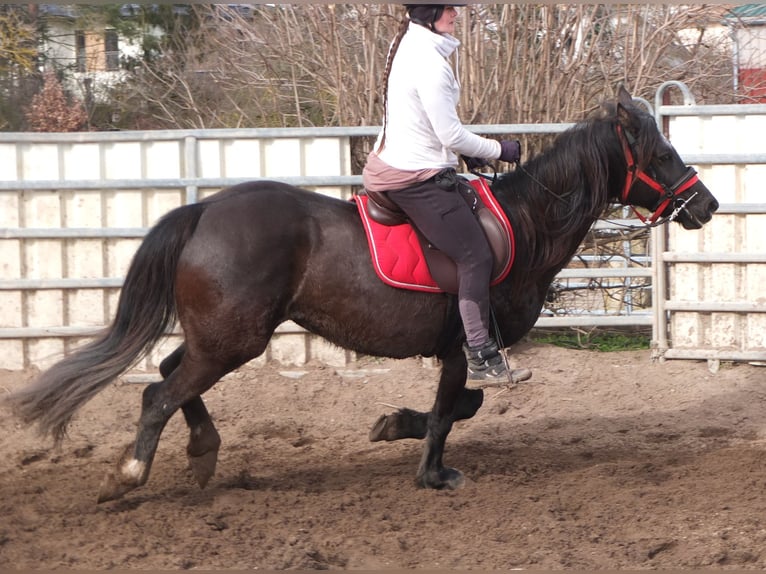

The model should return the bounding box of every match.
[1,342,765,570]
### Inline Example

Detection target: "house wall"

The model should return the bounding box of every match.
[735,24,766,102]
[42,19,139,102]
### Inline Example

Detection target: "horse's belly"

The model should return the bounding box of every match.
[289,281,449,359]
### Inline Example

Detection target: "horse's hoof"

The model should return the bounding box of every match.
[369,408,428,442]
[188,449,218,489]
[369,414,391,442]
[97,445,146,503]
[97,470,139,503]
[417,467,465,490]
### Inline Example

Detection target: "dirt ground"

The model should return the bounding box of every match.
[1,341,765,570]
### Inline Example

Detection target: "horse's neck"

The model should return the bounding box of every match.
[491,120,624,336]
[491,179,603,342]
[498,174,609,277]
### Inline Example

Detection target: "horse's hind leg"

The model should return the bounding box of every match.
[97,356,228,503]
[181,396,220,488]
[415,350,469,490]
[160,345,221,489]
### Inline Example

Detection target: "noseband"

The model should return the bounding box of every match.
[617,124,699,224]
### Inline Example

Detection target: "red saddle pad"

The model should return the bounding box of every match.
[354,178,514,293]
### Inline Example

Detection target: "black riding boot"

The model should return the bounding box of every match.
[463,338,532,389]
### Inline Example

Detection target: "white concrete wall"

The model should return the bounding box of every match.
[0,132,353,371]
[1,117,763,371]
[667,114,766,359]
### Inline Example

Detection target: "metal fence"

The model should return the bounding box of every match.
[1,82,764,370]
[651,81,766,364]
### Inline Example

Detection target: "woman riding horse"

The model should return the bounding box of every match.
[363,3,530,387]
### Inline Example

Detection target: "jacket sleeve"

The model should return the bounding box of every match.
[416,60,501,160]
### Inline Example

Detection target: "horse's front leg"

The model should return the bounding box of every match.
[369,386,483,442]
[416,351,468,490]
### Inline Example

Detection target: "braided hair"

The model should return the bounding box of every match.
[376,4,462,153]
[375,11,410,153]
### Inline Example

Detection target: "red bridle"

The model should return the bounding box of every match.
[617,124,700,224]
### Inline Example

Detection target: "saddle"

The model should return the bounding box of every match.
[355,177,514,294]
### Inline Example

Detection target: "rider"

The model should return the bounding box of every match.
[362,3,532,387]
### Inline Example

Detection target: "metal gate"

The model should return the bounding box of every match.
[653,81,766,364]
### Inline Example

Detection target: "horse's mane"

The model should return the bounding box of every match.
[492,100,660,273]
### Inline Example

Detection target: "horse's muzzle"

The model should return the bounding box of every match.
[680,195,719,229]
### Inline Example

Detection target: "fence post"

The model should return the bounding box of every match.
[650,81,694,361]
[184,135,199,204]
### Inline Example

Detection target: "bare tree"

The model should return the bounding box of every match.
[110,5,733,128]
[0,6,41,130]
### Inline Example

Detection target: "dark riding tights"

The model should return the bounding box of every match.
[386,176,493,348]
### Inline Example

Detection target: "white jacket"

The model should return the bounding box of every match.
[374,22,501,171]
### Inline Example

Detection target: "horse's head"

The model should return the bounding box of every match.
[613,85,719,229]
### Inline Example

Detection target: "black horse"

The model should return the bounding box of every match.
[6,87,718,502]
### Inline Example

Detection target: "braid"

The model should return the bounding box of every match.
[376,16,410,153]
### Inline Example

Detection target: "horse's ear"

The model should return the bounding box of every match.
[617,84,633,107]
[616,84,635,128]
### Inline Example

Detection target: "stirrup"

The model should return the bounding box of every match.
[466,367,532,390]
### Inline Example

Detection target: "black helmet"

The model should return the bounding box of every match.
[404,3,466,31]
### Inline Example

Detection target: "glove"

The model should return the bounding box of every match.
[461,155,490,171]
[499,140,521,164]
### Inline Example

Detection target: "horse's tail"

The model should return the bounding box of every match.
[5,202,208,442]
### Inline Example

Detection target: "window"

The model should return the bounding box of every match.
[104,29,119,71]
[75,30,86,72]
[74,29,119,72]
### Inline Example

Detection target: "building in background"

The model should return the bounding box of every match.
[34,4,145,103]
[726,3,766,102]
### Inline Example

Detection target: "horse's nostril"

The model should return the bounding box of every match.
[711,199,720,213]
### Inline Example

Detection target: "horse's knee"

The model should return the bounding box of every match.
[141,380,159,402]
[139,381,178,427]
[454,388,483,420]
[140,382,167,416]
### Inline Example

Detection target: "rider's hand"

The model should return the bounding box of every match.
[461,155,490,171]
[499,140,521,164]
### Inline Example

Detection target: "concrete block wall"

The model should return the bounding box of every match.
[0,131,353,371]
[2,111,763,371]
[667,114,766,357]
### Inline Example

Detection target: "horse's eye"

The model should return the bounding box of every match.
[656,153,672,163]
